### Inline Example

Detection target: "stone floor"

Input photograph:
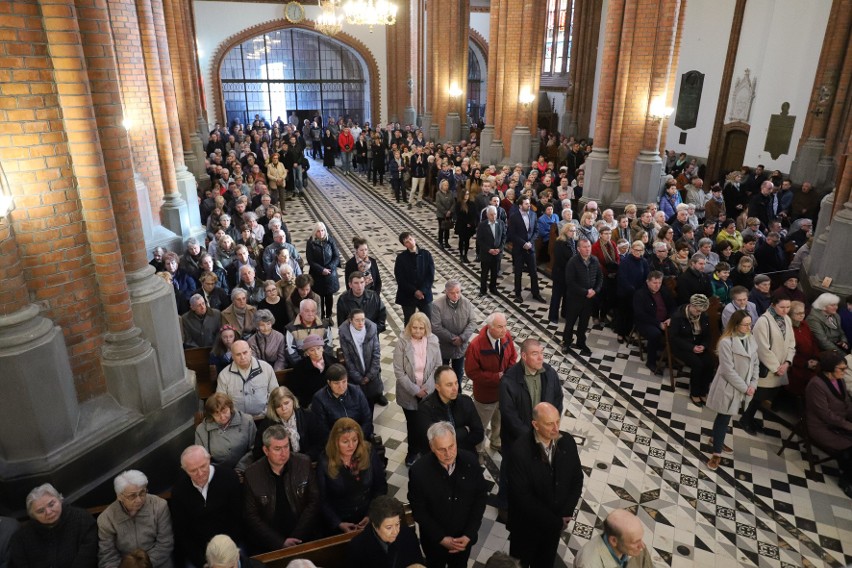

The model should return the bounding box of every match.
[279,158,852,568]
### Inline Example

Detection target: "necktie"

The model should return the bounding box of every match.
[494,339,501,357]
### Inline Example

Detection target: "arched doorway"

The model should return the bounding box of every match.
[218,27,371,127]
[720,123,750,176]
[467,37,487,123]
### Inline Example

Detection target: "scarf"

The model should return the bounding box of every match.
[280,413,301,453]
[769,307,787,338]
[351,325,367,369]
[686,306,702,336]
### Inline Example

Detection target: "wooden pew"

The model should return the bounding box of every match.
[184,347,216,399]
[275,369,294,389]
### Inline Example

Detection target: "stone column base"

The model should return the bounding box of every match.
[490,139,505,167]
[598,169,622,207]
[446,112,461,142]
[509,126,531,165]
[479,125,495,165]
[583,148,610,202]
[460,121,470,142]
[790,137,836,188]
[429,123,440,143]
[631,150,664,205]
[420,112,432,134]
[404,106,417,127]
[174,166,207,246]
[102,327,164,414]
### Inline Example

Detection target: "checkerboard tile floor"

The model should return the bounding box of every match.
[276,159,852,567]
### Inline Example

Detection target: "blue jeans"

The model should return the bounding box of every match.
[341,151,353,173]
[712,413,731,454]
[293,165,304,192]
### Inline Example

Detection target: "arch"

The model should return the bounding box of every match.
[210,20,382,126]
[468,28,488,64]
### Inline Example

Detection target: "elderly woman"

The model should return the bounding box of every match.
[704,310,759,470]
[257,279,291,334]
[577,212,599,243]
[393,312,441,466]
[317,418,388,534]
[305,221,341,320]
[805,351,852,497]
[203,535,258,568]
[339,308,385,409]
[214,234,237,270]
[195,392,256,474]
[163,251,197,305]
[346,495,424,568]
[209,325,240,372]
[291,334,339,408]
[198,254,230,295]
[247,309,287,370]
[254,386,323,462]
[434,180,455,250]
[695,238,720,274]
[344,237,382,294]
[220,288,257,337]
[273,247,302,281]
[807,293,850,354]
[97,470,174,568]
[740,295,796,435]
[788,300,821,397]
[9,483,97,568]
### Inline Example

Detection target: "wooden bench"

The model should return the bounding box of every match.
[184,347,216,399]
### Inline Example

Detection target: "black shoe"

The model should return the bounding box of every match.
[376,395,389,406]
[514,295,524,304]
[479,290,488,297]
[740,420,758,436]
[489,287,499,294]
[578,345,592,356]
[474,254,480,262]
[532,295,546,303]
[405,453,418,467]
[646,363,663,377]
[407,204,413,210]
[840,481,852,499]
[496,508,509,525]
[561,343,570,354]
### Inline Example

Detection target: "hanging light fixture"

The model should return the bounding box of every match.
[316,0,344,36]
[342,0,397,30]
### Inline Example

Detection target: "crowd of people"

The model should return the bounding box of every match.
[4,113,852,568]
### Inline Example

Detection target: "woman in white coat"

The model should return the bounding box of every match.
[705,310,759,470]
[740,295,796,435]
[392,311,441,466]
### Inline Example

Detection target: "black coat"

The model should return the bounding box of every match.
[507,432,584,556]
[317,445,388,530]
[170,466,242,568]
[408,450,487,549]
[632,285,676,336]
[564,254,603,298]
[676,267,713,305]
[550,239,576,286]
[344,255,383,295]
[475,218,507,255]
[499,362,563,448]
[668,305,710,355]
[346,524,424,568]
[306,237,341,296]
[290,353,341,408]
[253,409,325,462]
[416,392,484,453]
[393,248,435,306]
[9,506,97,568]
[336,290,387,332]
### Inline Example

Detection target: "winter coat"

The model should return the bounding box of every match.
[430,294,478,360]
[393,333,441,411]
[706,335,759,415]
[753,309,796,388]
[306,237,341,296]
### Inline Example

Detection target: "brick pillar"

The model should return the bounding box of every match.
[426,0,469,141]
[585,0,684,208]
[386,0,413,123]
[564,0,603,138]
[789,0,852,189]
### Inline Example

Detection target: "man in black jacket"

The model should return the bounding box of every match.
[676,254,713,305]
[508,402,583,568]
[508,197,545,303]
[170,445,242,568]
[417,366,484,454]
[408,421,487,568]
[336,271,387,332]
[562,238,603,355]
[476,205,507,295]
[668,294,713,406]
[394,232,435,324]
[632,271,676,375]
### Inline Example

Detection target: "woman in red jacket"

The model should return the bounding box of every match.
[788,300,821,397]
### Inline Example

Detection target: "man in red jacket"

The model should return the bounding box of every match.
[338,126,355,176]
[464,312,518,457]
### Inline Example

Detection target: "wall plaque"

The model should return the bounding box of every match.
[764,102,796,159]
[674,70,704,130]
[729,69,756,123]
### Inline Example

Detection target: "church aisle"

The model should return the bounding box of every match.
[286,158,851,568]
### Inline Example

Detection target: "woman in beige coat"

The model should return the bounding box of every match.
[705,310,759,470]
[393,312,441,466]
[740,295,796,435]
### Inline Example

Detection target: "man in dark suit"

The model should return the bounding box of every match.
[508,402,583,568]
[562,238,602,356]
[476,205,507,295]
[394,231,435,324]
[408,421,487,568]
[508,197,545,303]
[632,271,676,376]
[170,445,243,568]
[416,366,484,453]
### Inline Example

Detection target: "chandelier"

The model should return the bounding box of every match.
[315,0,343,36]
[342,0,397,29]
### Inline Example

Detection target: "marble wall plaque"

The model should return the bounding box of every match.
[729,69,756,123]
[674,70,704,130]
[764,102,796,159]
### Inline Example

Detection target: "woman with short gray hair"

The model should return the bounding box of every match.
[97,470,174,567]
[248,308,287,370]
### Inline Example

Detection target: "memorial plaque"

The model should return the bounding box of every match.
[764,102,796,159]
[674,70,704,130]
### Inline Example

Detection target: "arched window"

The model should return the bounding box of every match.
[220,28,370,127]
[542,0,575,75]
[467,46,483,121]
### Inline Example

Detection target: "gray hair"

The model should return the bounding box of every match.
[239,264,255,276]
[486,205,498,216]
[698,238,713,248]
[185,237,199,247]
[180,445,211,468]
[25,483,63,518]
[484,312,506,326]
[219,213,231,222]
[262,424,291,447]
[812,292,840,311]
[676,203,689,212]
[690,253,706,264]
[255,309,275,325]
[113,470,148,496]
[285,561,318,568]
[230,288,248,301]
[444,280,462,292]
[269,218,282,229]
[189,294,205,308]
[245,212,258,221]
[654,241,668,252]
[426,421,456,443]
[299,298,317,312]
[206,534,240,566]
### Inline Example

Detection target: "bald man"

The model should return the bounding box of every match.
[573,509,653,568]
[507,402,583,568]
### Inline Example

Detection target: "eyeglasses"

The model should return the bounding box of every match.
[837,366,849,372]
[121,488,148,501]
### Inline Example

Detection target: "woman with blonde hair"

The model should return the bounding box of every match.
[195,393,255,474]
[317,418,388,534]
[253,386,323,461]
[704,310,759,470]
[305,221,341,319]
[393,312,441,466]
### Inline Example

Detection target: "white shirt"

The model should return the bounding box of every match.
[192,464,216,501]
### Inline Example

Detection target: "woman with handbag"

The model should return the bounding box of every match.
[435,179,455,250]
[704,310,759,470]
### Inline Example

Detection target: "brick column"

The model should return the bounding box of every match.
[483,0,546,164]
[386,0,413,123]
[585,0,684,208]
[564,0,603,138]
[789,0,852,189]
[426,0,469,141]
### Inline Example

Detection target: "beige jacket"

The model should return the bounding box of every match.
[753,309,796,388]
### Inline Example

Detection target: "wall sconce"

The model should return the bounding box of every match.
[448,83,463,98]
[0,160,16,221]
[649,96,674,121]
[519,88,536,109]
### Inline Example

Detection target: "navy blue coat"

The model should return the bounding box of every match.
[393,248,435,306]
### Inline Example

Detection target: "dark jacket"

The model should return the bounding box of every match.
[170,466,242,568]
[344,255,382,295]
[668,305,711,355]
[632,285,676,335]
[499,362,563,448]
[564,254,603,298]
[243,454,320,553]
[9,506,97,568]
[193,285,231,311]
[336,290,387,333]
[507,432,584,554]
[290,353,340,408]
[306,237,341,296]
[317,445,388,530]
[508,209,537,251]
[616,254,650,298]
[475,218,507,255]
[754,242,787,274]
[393,247,435,306]
[676,267,713,305]
[310,384,374,439]
[180,308,222,349]
[253,409,325,462]
[346,524,424,568]
[408,450,487,549]
[338,320,383,401]
[416,392,484,453]
[550,239,576,285]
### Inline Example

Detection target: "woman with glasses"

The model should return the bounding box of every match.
[704,310,759,470]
